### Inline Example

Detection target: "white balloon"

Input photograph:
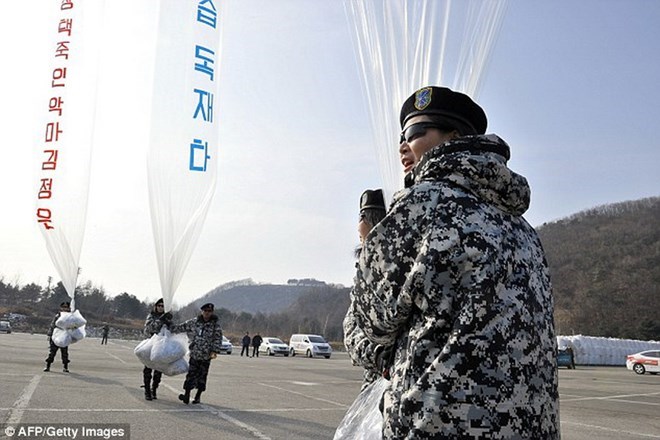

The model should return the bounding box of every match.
[344,0,508,204]
[148,0,223,312]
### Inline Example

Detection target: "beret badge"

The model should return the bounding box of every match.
[414,87,432,110]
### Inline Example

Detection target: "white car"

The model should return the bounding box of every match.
[219,336,233,355]
[259,337,290,356]
[289,334,332,359]
[626,350,660,375]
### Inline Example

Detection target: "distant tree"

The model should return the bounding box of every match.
[113,292,147,319]
[19,283,42,304]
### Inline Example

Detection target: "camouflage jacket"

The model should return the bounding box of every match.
[170,314,223,361]
[47,312,62,337]
[144,311,165,337]
[351,135,560,439]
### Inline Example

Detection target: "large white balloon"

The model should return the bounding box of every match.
[34,1,105,309]
[148,0,223,312]
[344,0,508,204]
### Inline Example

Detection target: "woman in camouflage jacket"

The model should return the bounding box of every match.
[349,86,559,439]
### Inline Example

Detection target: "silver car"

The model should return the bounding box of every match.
[219,336,233,355]
[259,337,290,356]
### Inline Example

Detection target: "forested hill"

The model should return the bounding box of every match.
[537,196,659,340]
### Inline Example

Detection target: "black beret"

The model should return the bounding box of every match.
[200,303,214,311]
[399,86,487,135]
[359,189,386,214]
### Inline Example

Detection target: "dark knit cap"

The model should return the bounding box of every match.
[359,189,386,214]
[399,86,487,135]
[200,303,214,311]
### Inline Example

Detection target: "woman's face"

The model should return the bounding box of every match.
[399,116,458,165]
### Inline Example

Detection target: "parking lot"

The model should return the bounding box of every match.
[1,333,659,439]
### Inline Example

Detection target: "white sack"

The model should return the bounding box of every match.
[70,326,86,342]
[56,310,87,330]
[52,327,72,348]
[134,336,156,368]
[159,357,189,376]
[150,328,188,364]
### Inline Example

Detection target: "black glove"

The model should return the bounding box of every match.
[159,312,173,323]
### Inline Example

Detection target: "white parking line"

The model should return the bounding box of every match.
[4,374,41,426]
[161,383,272,440]
[562,421,660,439]
[104,351,128,364]
[259,383,348,408]
[562,391,660,402]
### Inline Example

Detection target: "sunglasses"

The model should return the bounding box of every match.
[399,122,447,144]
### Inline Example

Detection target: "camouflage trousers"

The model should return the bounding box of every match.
[183,358,211,392]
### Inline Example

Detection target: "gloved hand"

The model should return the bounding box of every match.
[159,312,173,324]
[210,352,217,360]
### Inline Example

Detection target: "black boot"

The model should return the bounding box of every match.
[151,386,158,400]
[43,362,51,372]
[192,390,203,404]
[63,364,69,373]
[178,389,190,405]
[144,388,153,401]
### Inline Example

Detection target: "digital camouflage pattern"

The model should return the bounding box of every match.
[171,314,223,361]
[349,134,560,439]
[344,304,390,390]
[144,311,165,337]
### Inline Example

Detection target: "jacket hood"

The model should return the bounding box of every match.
[412,134,530,216]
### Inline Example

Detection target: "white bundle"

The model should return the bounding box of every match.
[134,327,189,376]
[150,329,187,364]
[51,309,87,347]
[334,377,388,440]
[70,326,86,342]
[134,338,154,366]
[56,310,87,330]
[160,357,189,376]
[52,327,72,348]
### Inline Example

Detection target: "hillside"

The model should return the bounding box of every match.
[176,278,343,318]
[537,196,660,339]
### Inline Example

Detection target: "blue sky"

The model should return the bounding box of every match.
[0,0,658,307]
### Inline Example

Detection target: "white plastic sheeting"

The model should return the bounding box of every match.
[344,0,508,204]
[52,310,88,347]
[147,0,223,312]
[334,377,388,440]
[134,327,189,376]
[34,1,105,309]
[557,335,660,366]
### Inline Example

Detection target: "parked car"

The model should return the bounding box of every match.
[626,350,660,375]
[289,334,332,359]
[0,321,11,334]
[219,336,232,355]
[259,337,290,356]
[557,347,575,369]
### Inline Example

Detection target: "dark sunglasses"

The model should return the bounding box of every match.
[399,122,447,144]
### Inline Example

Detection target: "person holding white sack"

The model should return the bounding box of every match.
[44,302,72,373]
[141,298,170,401]
[170,303,223,405]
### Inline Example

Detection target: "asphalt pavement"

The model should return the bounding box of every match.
[1,333,658,440]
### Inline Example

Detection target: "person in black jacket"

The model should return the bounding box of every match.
[44,302,71,373]
[241,331,251,357]
[251,333,263,358]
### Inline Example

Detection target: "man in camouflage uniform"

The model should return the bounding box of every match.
[348,86,559,439]
[170,302,223,404]
[44,301,72,373]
